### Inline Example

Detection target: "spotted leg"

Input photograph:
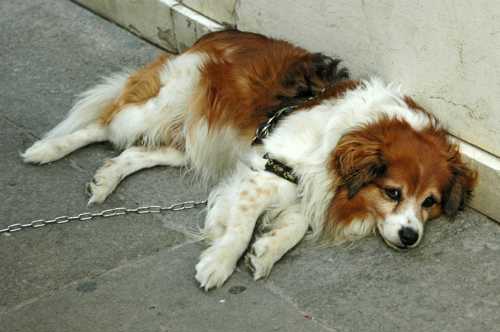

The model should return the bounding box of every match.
[195,165,297,290]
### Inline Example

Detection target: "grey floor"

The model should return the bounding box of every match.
[1,1,499,332]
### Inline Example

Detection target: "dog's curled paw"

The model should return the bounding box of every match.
[245,237,276,280]
[86,177,113,205]
[86,160,120,205]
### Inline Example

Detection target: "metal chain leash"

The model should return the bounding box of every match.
[0,200,207,235]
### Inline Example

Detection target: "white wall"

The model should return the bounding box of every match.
[182,0,237,26]
[74,0,221,52]
[236,0,500,157]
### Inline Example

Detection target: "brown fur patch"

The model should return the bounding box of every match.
[188,31,351,139]
[326,186,371,232]
[189,31,309,138]
[99,53,170,125]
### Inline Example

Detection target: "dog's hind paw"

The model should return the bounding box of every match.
[195,248,236,291]
[22,140,65,164]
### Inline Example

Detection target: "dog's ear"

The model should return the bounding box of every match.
[332,131,386,198]
[442,147,478,217]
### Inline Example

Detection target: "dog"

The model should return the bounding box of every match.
[23,30,477,290]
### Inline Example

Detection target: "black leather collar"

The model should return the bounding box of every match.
[263,153,298,184]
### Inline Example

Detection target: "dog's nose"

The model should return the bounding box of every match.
[398,227,419,246]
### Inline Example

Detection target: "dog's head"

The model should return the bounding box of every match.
[329,112,477,249]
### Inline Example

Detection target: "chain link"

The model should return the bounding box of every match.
[0,200,207,235]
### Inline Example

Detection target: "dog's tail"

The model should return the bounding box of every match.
[44,71,130,139]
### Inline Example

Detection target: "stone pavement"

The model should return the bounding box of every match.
[0,1,499,331]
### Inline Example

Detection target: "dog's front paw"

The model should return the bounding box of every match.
[86,177,115,205]
[195,247,236,291]
[245,237,278,280]
[86,180,109,205]
[22,140,64,164]
[86,161,119,205]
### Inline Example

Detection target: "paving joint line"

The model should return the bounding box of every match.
[0,238,200,318]
[263,280,339,332]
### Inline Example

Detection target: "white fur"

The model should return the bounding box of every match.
[185,121,249,184]
[108,53,207,149]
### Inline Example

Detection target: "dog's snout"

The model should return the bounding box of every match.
[398,227,419,246]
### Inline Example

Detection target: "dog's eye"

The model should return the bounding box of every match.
[384,188,401,202]
[422,195,436,208]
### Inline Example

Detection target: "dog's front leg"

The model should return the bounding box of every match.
[196,166,297,290]
[246,203,308,280]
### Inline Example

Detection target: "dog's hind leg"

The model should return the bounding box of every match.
[23,72,130,164]
[195,167,298,290]
[87,146,186,205]
[22,123,108,164]
[245,203,308,280]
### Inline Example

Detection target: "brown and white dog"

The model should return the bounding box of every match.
[23,30,477,290]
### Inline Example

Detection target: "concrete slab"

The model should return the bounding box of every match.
[0,1,45,21]
[262,211,500,332]
[1,243,332,332]
[0,112,187,313]
[1,1,499,332]
[0,0,190,315]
